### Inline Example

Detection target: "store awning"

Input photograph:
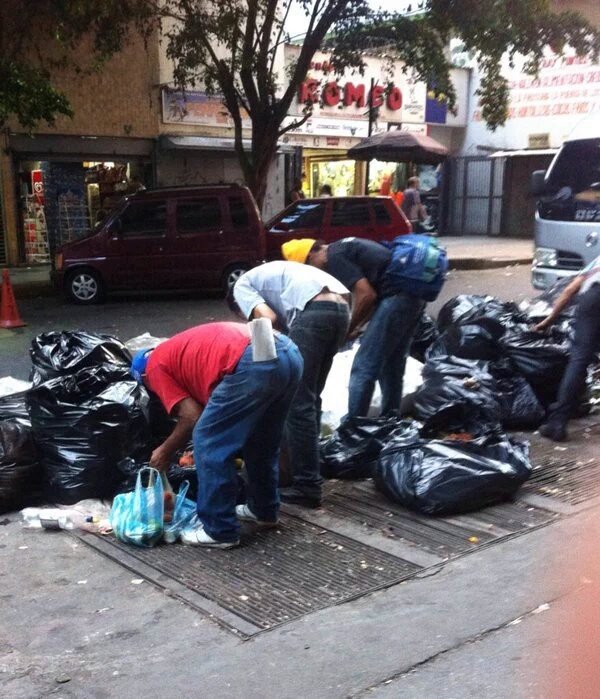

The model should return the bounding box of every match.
[489,148,558,158]
[9,134,155,158]
[159,135,297,154]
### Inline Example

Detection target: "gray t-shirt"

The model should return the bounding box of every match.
[233,261,349,332]
[580,255,600,294]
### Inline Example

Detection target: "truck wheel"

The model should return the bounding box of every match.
[222,264,249,295]
[65,269,105,304]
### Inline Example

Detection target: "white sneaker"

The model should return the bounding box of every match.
[180,516,239,548]
[235,504,279,528]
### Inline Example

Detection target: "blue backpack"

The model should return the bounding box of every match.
[383,234,448,302]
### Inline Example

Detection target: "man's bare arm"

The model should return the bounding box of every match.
[149,397,202,471]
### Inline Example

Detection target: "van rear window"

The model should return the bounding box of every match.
[229,197,249,228]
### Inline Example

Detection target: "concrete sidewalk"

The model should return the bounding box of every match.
[3,236,533,297]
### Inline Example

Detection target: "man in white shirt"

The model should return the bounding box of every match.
[231,261,351,507]
[534,255,600,441]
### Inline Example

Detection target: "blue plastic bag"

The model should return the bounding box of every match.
[110,467,164,547]
[163,482,197,544]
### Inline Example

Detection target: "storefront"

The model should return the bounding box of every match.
[282,47,469,201]
[7,135,154,264]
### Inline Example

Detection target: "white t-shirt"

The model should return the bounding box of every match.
[234,261,350,331]
[580,255,600,294]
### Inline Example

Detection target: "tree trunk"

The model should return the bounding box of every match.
[243,125,279,211]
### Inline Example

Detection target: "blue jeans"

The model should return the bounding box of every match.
[193,335,303,542]
[285,301,350,497]
[348,293,425,417]
[547,284,600,426]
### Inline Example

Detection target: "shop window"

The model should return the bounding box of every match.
[278,201,325,230]
[330,200,371,227]
[229,197,249,228]
[373,201,392,224]
[177,198,222,233]
[120,200,167,237]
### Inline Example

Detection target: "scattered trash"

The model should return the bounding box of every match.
[125,332,167,353]
[18,545,28,549]
[131,579,144,585]
[468,536,479,543]
[55,675,71,684]
[532,603,551,614]
[77,580,88,585]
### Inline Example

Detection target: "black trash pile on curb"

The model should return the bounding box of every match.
[321,282,598,516]
[0,331,174,513]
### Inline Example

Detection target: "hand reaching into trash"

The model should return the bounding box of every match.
[533,318,552,333]
[149,445,172,472]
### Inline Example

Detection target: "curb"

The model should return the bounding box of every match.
[450,257,533,271]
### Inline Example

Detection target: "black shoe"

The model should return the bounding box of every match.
[539,422,567,442]
[279,486,322,509]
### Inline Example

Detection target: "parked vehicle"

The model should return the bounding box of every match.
[52,185,265,304]
[530,116,600,289]
[265,196,412,259]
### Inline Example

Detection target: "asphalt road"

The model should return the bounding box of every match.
[0,263,535,381]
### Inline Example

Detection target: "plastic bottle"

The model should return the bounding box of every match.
[21,508,90,531]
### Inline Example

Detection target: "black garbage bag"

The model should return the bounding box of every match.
[522,277,577,323]
[320,415,418,479]
[27,366,151,504]
[500,328,570,406]
[410,314,439,363]
[489,361,545,429]
[0,420,43,514]
[412,356,501,423]
[428,324,500,362]
[0,390,30,425]
[374,432,531,515]
[419,403,502,440]
[437,295,524,336]
[30,330,131,385]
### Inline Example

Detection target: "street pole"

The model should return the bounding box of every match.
[364,78,375,196]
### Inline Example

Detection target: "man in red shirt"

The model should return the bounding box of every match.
[132,322,303,548]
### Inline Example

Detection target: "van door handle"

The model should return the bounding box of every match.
[158,246,163,252]
[586,231,598,247]
[218,230,224,236]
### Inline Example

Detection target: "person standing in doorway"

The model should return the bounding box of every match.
[289,178,305,204]
[282,238,425,418]
[534,256,600,441]
[231,261,350,508]
[319,184,333,197]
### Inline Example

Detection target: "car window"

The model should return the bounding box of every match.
[373,201,392,224]
[330,200,372,227]
[120,200,167,237]
[229,196,250,228]
[277,201,325,230]
[177,197,222,233]
[546,139,600,195]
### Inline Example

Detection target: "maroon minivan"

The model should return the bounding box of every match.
[52,185,265,304]
[265,196,411,259]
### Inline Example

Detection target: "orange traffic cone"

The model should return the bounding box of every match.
[0,269,26,329]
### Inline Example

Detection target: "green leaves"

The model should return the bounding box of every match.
[0,60,73,130]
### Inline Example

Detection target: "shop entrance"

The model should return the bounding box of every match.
[301,149,362,197]
[16,159,150,264]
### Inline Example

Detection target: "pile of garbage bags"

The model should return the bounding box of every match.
[412,288,580,427]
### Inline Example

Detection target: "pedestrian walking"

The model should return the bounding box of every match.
[131,322,303,547]
[282,238,426,418]
[534,255,600,441]
[231,261,351,508]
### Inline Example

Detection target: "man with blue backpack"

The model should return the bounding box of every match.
[282,235,447,417]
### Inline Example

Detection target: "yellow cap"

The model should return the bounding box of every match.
[281,238,316,264]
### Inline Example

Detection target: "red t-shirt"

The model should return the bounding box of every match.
[146,322,251,413]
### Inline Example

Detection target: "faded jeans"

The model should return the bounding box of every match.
[348,293,425,417]
[193,335,303,542]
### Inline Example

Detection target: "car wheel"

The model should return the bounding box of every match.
[65,269,105,304]
[222,264,249,294]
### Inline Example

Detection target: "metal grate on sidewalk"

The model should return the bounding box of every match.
[83,514,421,637]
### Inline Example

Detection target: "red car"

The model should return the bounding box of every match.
[265,196,411,259]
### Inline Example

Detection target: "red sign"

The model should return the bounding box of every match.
[31,170,44,206]
[298,80,402,111]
